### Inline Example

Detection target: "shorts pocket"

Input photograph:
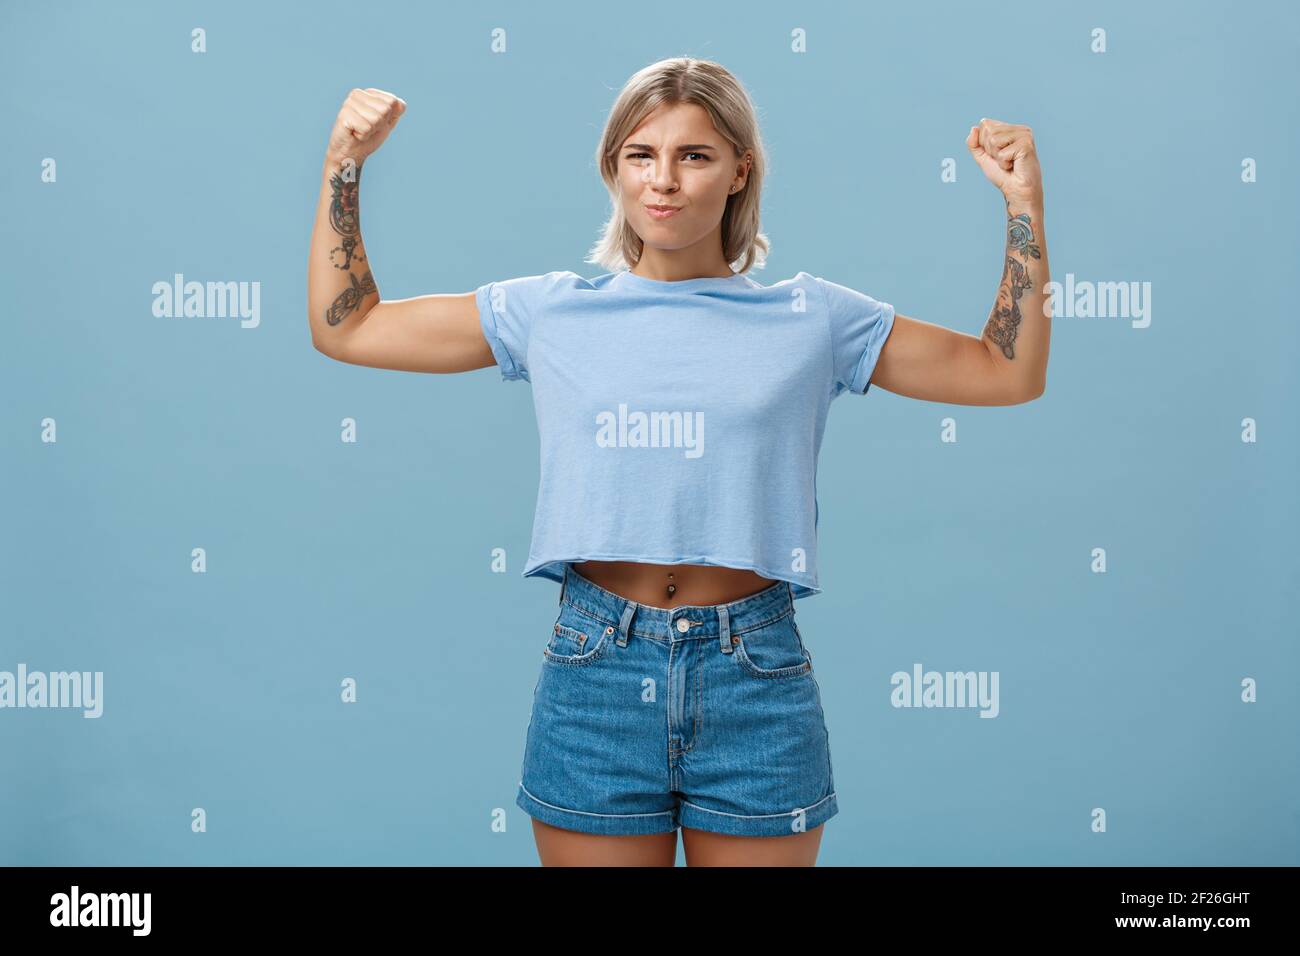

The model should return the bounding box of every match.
[544,602,615,666]
[731,612,812,679]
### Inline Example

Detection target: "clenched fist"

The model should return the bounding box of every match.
[966,118,1042,208]
[326,88,406,165]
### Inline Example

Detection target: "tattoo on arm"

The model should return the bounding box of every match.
[323,164,376,326]
[986,212,1039,360]
[326,270,377,326]
[328,171,365,271]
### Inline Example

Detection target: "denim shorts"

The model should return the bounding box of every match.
[515,563,838,837]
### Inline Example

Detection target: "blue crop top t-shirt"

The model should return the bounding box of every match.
[474,268,895,599]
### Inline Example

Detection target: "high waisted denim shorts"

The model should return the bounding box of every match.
[515,563,838,837]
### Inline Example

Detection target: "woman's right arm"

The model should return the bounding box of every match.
[308,88,496,374]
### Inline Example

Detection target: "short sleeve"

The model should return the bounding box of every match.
[474,272,559,382]
[815,276,896,397]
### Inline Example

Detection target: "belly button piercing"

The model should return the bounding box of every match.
[666,572,675,598]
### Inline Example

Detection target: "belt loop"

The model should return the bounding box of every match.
[559,564,568,606]
[617,601,636,648]
[718,605,732,654]
[787,581,794,607]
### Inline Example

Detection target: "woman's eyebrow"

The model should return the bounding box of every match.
[622,143,718,151]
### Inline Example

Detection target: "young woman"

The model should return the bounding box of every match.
[307,58,1051,867]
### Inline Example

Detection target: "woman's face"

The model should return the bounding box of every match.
[616,102,749,257]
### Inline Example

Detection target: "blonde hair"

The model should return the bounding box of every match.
[585,57,770,275]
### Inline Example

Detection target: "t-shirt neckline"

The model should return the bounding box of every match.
[614,270,752,292]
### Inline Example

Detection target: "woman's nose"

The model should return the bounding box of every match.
[642,162,675,189]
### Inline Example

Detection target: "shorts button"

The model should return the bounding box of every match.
[731,635,739,644]
[676,618,690,633]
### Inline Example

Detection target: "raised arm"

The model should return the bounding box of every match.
[869,119,1051,406]
[308,88,497,374]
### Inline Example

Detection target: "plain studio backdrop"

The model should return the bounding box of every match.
[0,0,1297,865]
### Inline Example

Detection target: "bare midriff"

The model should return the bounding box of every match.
[571,560,780,609]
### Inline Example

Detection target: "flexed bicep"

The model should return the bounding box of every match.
[868,313,1027,407]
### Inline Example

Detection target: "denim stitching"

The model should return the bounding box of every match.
[670,639,681,759]
[519,781,674,819]
[561,595,795,641]
[678,791,836,819]
[561,598,616,633]
[731,606,796,636]
[732,636,813,679]
[552,623,588,646]
[678,649,701,754]
[693,652,703,746]
[543,625,611,666]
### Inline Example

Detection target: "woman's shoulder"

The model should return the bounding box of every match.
[484,270,610,298]
[749,270,816,287]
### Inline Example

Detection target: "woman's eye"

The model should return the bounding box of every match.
[624,152,708,161]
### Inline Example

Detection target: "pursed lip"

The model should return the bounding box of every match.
[644,203,682,219]
[645,203,681,210]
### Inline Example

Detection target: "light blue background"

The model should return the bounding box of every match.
[2,0,1296,866]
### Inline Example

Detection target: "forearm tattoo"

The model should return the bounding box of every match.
[323,165,375,326]
[328,171,365,270]
[326,269,377,326]
[986,212,1040,360]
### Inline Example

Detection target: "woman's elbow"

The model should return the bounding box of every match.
[1018,373,1046,403]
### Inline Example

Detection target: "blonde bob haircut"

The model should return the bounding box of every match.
[586,57,771,275]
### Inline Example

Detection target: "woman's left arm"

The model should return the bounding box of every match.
[870,119,1051,406]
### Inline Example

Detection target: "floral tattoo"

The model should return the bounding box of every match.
[328,171,365,271]
[986,212,1039,360]
[323,164,375,327]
